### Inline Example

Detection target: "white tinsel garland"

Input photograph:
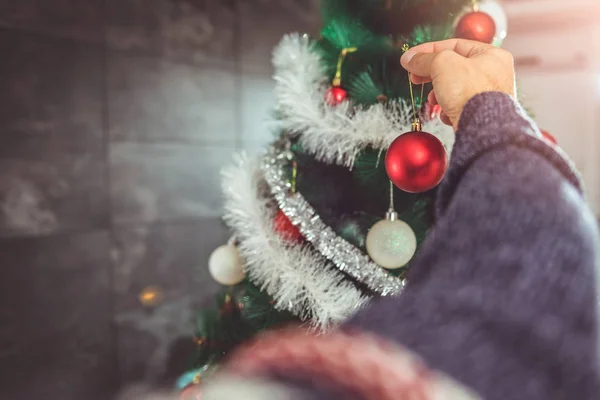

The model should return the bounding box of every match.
[272,33,455,167]
[221,153,369,330]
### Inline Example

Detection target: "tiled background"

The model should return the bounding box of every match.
[0,0,319,399]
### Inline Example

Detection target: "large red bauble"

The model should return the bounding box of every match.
[455,11,496,44]
[385,131,448,193]
[273,209,303,242]
[541,129,558,145]
[325,86,348,106]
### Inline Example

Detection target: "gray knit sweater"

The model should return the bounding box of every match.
[204,92,600,400]
[345,91,600,399]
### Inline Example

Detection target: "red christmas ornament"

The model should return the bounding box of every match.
[541,129,557,145]
[326,86,348,106]
[385,131,448,193]
[273,209,303,242]
[455,11,496,44]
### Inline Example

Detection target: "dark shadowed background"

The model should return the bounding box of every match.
[0,1,319,399]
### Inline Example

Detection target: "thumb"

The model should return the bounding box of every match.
[400,50,438,79]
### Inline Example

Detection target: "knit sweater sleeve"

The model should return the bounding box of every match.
[345,92,600,399]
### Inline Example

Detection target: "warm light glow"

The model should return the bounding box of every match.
[138,286,164,306]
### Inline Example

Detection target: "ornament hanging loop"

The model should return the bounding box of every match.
[402,44,425,131]
[291,160,298,193]
[333,47,358,87]
[471,0,480,12]
[386,180,398,221]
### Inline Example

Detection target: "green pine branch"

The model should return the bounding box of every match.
[190,282,299,370]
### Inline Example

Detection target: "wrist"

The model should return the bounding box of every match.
[457,91,519,132]
[436,91,583,218]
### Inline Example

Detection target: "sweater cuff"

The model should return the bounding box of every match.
[436,91,583,217]
[200,327,481,400]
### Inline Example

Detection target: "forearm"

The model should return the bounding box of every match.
[348,92,600,399]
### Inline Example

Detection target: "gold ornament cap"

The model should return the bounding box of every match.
[411,119,422,132]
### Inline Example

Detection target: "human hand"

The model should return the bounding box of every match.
[400,39,516,130]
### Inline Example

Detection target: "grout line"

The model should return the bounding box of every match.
[98,0,122,390]
[0,216,225,242]
[112,215,226,231]
[233,0,243,151]
[108,138,238,148]
[0,25,105,47]
[0,25,235,71]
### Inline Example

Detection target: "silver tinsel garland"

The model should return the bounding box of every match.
[261,144,406,296]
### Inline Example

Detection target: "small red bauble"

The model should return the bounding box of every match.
[541,129,557,145]
[385,131,448,193]
[429,104,443,120]
[420,103,443,123]
[325,86,348,106]
[273,210,303,242]
[455,11,496,44]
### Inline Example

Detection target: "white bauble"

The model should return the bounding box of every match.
[208,244,245,285]
[366,219,417,270]
[478,0,508,47]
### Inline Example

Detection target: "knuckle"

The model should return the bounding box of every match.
[432,49,456,67]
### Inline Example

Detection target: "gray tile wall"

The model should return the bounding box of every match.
[0,1,319,399]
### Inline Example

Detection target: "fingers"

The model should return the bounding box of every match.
[430,91,450,126]
[427,90,437,106]
[402,39,491,62]
[400,39,493,78]
[401,51,438,79]
[440,111,452,127]
[411,74,432,85]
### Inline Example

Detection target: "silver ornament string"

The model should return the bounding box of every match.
[261,144,405,296]
[386,180,399,222]
[389,180,394,210]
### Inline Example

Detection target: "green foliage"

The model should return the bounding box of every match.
[347,70,383,105]
[321,0,470,36]
[347,58,414,105]
[335,211,380,250]
[352,148,388,193]
[317,0,471,106]
[320,0,352,24]
[321,17,391,52]
[399,196,433,247]
[403,23,456,47]
[238,284,296,331]
[190,282,299,370]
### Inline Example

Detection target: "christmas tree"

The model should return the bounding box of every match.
[177,0,508,391]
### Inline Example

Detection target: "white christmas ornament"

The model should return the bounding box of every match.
[208,244,245,285]
[366,212,417,270]
[478,0,507,47]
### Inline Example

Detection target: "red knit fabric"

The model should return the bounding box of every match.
[222,327,459,400]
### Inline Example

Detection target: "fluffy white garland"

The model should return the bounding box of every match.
[272,34,455,167]
[221,153,369,330]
